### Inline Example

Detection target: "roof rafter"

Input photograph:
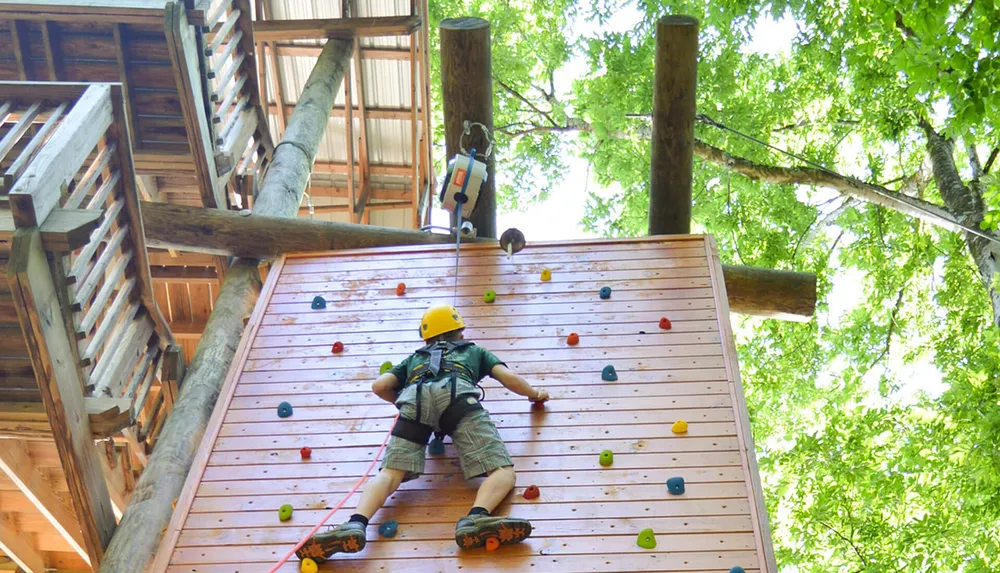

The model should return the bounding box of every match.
[0,509,46,573]
[252,15,420,42]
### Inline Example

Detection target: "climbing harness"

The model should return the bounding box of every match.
[267,413,398,573]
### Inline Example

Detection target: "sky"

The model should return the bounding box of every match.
[430,3,947,402]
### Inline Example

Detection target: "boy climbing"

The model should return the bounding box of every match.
[296,304,550,563]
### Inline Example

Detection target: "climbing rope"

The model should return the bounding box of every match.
[267,413,399,573]
[452,148,477,305]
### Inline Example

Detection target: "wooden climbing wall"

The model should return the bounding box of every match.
[155,236,776,573]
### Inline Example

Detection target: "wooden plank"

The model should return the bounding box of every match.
[410,29,420,227]
[6,228,115,565]
[352,37,371,223]
[9,85,113,228]
[3,102,68,192]
[39,22,62,80]
[80,277,135,358]
[9,21,31,81]
[0,102,40,164]
[35,208,103,253]
[268,102,417,120]
[265,41,286,136]
[0,440,90,564]
[72,223,129,309]
[63,144,116,210]
[0,512,45,573]
[208,30,242,78]
[204,8,240,56]
[78,251,132,333]
[113,23,143,150]
[252,15,422,42]
[165,1,225,209]
[67,198,124,281]
[276,44,411,59]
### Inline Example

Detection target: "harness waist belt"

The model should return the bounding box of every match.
[390,397,484,446]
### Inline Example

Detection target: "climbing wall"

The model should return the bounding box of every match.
[155,236,776,573]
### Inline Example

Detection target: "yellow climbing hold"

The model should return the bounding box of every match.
[540,268,552,281]
[300,557,319,573]
[672,419,688,434]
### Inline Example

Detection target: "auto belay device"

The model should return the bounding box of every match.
[439,153,487,218]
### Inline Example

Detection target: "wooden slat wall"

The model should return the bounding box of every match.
[158,237,774,572]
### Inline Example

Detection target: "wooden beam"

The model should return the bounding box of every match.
[276,44,411,59]
[313,161,411,177]
[721,264,816,322]
[344,67,356,213]
[0,513,45,573]
[352,36,372,223]
[648,15,699,235]
[7,228,116,566]
[0,440,91,564]
[265,42,287,136]
[0,2,207,25]
[1,208,102,253]
[252,15,421,41]
[440,17,496,238]
[9,85,113,228]
[99,38,355,573]
[165,1,226,209]
[113,23,143,151]
[410,28,420,227]
[267,102,416,121]
[9,20,31,81]
[40,21,63,80]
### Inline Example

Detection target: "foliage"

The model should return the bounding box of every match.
[426,0,1000,569]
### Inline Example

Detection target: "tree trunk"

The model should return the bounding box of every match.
[920,121,1000,327]
[649,15,699,236]
[97,38,355,573]
[440,17,496,238]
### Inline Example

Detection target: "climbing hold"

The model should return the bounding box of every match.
[567,333,580,346]
[378,520,399,538]
[300,447,312,460]
[311,296,326,310]
[540,268,552,281]
[666,476,685,495]
[636,528,657,549]
[277,402,293,418]
[672,419,688,434]
[729,567,746,573]
[531,400,546,411]
[300,558,319,573]
[485,537,500,551]
[659,317,672,330]
[601,365,618,381]
[428,437,445,455]
[380,361,394,375]
[599,286,612,299]
[331,341,344,354]
[599,450,614,467]
[522,485,540,500]
[278,504,293,521]
[396,283,406,296]
[483,289,497,303]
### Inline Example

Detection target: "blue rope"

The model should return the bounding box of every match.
[453,148,477,305]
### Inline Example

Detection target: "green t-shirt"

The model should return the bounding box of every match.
[390,343,505,387]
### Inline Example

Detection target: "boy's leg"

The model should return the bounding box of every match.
[471,465,516,513]
[356,468,407,518]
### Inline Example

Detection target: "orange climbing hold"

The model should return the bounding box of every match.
[396,283,406,296]
[522,485,540,499]
[659,317,672,330]
[485,537,500,551]
[300,447,312,460]
[331,341,344,354]
[567,333,580,345]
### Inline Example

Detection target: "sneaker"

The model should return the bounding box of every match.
[295,521,367,563]
[455,514,532,550]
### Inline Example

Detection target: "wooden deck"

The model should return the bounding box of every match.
[155,235,776,572]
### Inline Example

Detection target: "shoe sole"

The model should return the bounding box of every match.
[455,518,532,550]
[295,529,366,563]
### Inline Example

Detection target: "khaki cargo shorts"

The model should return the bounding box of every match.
[381,378,513,481]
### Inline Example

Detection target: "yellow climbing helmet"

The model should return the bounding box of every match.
[419,304,465,340]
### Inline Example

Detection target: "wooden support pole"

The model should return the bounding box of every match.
[440,17,496,239]
[721,264,816,322]
[648,15,699,235]
[97,37,355,573]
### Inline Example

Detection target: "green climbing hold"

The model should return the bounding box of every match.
[599,450,614,467]
[730,568,746,573]
[378,520,398,538]
[278,504,293,521]
[428,437,445,455]
[483,289,497,303]
[666,476,685,495]
[311,296,326,310]
[277,402,293,418]
[636,528,656,549]
[380,361,393,375]
[599,286,612,299]
[601,365,618,381]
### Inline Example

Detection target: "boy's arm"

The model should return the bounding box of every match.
[490,364,549,402]
[372,373,401,404]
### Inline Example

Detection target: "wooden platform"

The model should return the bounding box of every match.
[156,235,776,572]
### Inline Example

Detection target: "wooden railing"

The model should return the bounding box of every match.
[4,82,176,473]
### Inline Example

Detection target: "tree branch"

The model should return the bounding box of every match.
[983,147,998,174]
[966,138,983,179]
[894,10,918,40]
[870,285,906,368]
[818,519,870,568]
[494,76,559,128]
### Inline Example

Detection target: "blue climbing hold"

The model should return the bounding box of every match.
[277,401,293,418]
[666,476,685,495]
[378,520,398,538]
[428,437,445,455]
[599,286,612,299]
[601,365,618,381]
[311,296,326,310]
[729,567,746,573]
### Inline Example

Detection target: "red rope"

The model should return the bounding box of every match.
[268,413,399,572]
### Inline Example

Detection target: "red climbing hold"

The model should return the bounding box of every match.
[485,537,500,552]
[659,317,672,330]
[331,341,344,354]
[396,283,406,296]
[523,485,540,499]
[531,400,546,411]
[567,333,580,346]
[300,447,312,460]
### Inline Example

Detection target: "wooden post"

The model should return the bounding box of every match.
[721,265,816,322]
[440,17,496,238]
[97,37,355,573]
[648,15,699,235]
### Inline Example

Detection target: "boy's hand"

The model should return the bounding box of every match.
[530,390,549,403]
